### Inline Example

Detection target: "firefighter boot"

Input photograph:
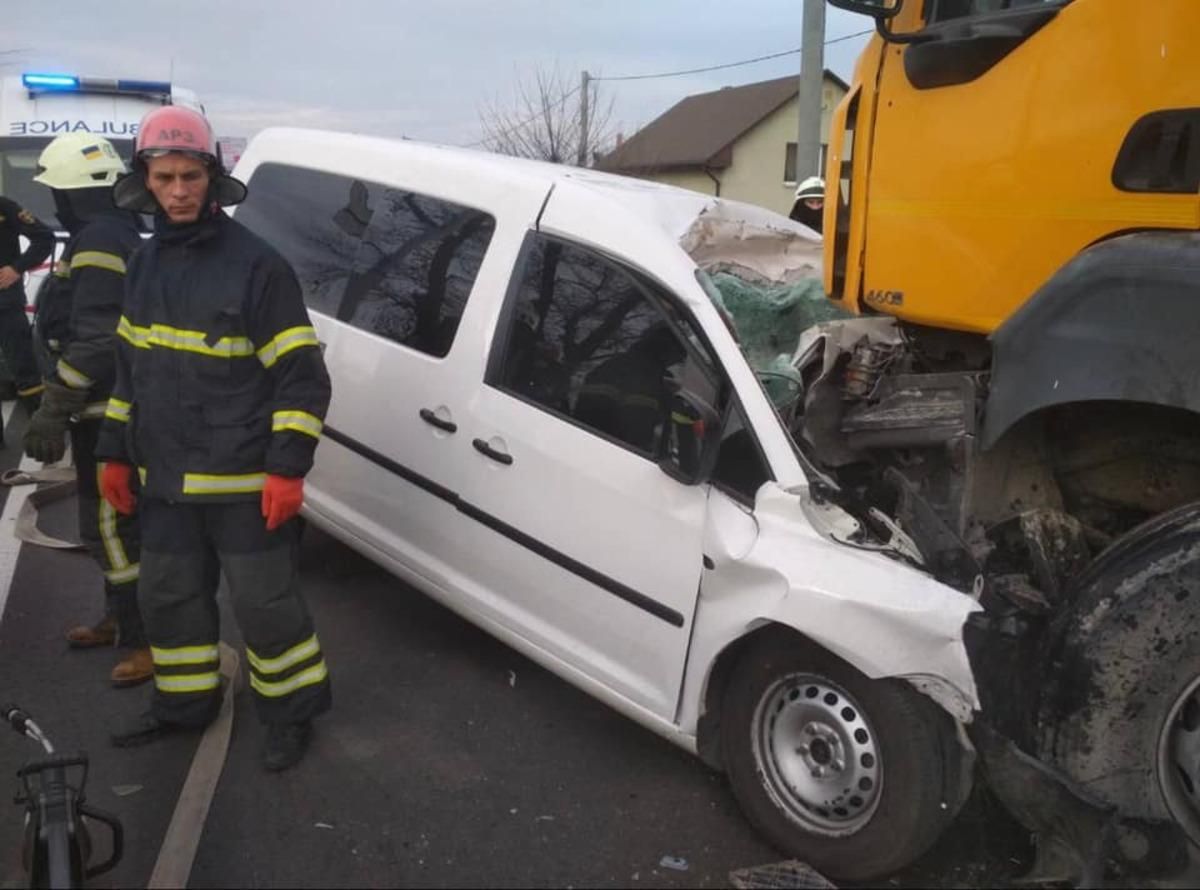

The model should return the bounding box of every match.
[111,647,153,688]
[111,711,208,748]
[65,616,117,649]
[263,721,313,772]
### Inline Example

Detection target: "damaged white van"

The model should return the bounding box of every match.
[231,128,981,882]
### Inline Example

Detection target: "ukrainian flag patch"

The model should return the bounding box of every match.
[81,144,102,159]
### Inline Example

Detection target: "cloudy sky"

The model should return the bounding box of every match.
[4,1,873,147]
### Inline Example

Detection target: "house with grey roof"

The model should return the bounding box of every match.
[597,71,848,217]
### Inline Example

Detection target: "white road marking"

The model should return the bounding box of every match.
[0,401,41,623]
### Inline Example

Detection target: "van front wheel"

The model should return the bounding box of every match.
[721,632,966,882]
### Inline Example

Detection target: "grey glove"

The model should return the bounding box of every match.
[23,380,88,464]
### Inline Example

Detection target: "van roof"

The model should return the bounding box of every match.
[240,126,799,245]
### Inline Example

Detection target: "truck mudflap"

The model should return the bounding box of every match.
[964,502,1200,886]
[970,721,1190,887]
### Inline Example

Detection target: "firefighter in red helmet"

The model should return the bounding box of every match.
[100,105,333,771]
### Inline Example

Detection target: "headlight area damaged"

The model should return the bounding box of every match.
[680,200,1192,881]
[741,483,982,721]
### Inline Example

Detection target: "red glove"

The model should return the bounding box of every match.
[262,475,304,531]
[99,462,136,516]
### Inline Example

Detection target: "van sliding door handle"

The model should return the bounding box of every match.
[419,408,457,434]
[472,438,513,465]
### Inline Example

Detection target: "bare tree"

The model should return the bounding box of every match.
[478,65,614,166]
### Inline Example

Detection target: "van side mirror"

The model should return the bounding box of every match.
[657,390,722,485]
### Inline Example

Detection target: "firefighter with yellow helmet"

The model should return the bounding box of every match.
[27,132,151,688]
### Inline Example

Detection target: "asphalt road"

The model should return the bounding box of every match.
[0,404,1034,888]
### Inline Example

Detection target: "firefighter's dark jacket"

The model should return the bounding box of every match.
[40,207,143,413]
[0,196,54,289]
[96,209,331,503]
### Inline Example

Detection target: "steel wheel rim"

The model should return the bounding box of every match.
[1158,673,1200,843]
[752,672,883,836]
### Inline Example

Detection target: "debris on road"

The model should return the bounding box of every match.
[729,859,837,889]
[659,855,689,872]
[112,784,143,797]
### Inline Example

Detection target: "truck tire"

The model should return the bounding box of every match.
[1040,502,1200,854]
[720,629,967,882]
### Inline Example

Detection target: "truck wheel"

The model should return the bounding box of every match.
[1041,503,1200,852]
[720,631,967,882]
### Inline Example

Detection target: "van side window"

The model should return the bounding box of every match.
[338,189,495,358]
[234,162,368,317]
[237,163,495,357]
[490,234,721,467]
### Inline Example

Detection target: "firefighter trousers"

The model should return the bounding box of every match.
[0,286,42,395]
[72,419,145,647]
[138,498,332,728]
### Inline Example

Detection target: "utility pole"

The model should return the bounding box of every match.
[577,70,591,168]
[796,0,826,180]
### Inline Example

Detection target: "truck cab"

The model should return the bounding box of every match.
[825,0,1200,333]
[799,1,1200,877]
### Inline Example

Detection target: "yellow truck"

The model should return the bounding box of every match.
[795,0,1200,881]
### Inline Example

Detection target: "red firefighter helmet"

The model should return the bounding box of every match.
[113,105,247,213]
[135,105,218,162]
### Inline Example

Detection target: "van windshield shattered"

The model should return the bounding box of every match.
[681,208,848,411]
[0,136,134,227]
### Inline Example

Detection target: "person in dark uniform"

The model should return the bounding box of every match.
[788,175,825,235]
[25,132,151,688]
[99,106,333,772]
[0,192,55,429]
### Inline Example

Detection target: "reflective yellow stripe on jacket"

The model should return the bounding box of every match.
[56,359,93,389]
[181,472,266,495]
[257,326,319,369]
[272,410,323,440]
[105,397,131,423]
[70,250,126,275]
[117,317,255,359]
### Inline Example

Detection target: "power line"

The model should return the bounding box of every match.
[593,29,873,83]
[461,28,873,150]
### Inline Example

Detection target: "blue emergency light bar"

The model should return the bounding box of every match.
[22,73,172,99]
[22,73,79,90]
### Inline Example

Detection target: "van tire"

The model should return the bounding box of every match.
[721,631,964,882]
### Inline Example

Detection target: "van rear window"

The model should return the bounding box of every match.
[237,162,494,358]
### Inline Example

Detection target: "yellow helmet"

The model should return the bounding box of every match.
[34,133,127,190]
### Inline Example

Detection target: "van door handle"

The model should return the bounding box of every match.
[419,408,457,434]
[472,438,513,465]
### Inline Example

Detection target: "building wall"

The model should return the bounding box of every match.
[650,169,720,196]
[631,78,847,217]
[718,80,846,216]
